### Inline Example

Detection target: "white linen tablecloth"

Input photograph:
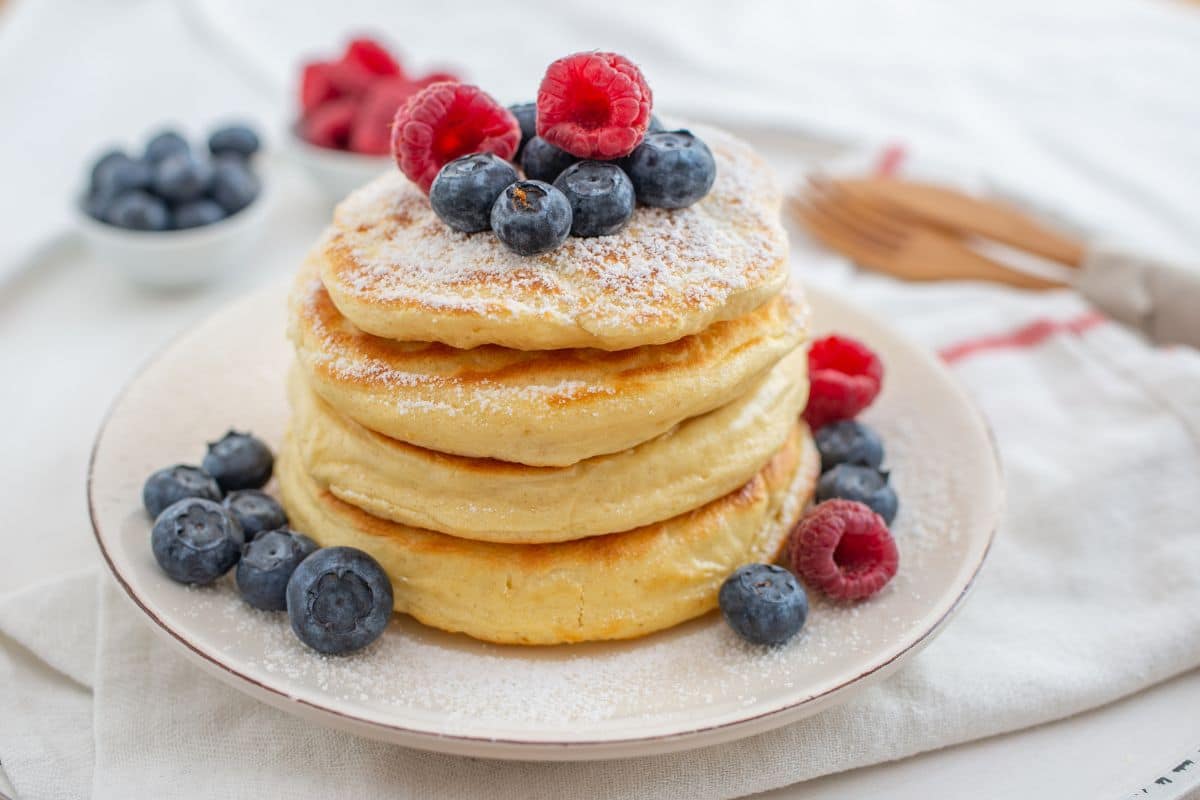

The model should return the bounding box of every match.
[2,1,1200,798]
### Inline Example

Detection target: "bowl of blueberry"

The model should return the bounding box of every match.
[289,37,462,203]
[78,123,267,289]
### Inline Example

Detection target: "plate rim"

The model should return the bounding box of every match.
[86,281,1003,760]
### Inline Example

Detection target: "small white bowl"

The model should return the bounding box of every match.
[286,128,391,205]
[76,186,271,291]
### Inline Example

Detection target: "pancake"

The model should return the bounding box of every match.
[287,345,807,543]
[290,263,808,466]
[318,124,789,351]
[277,422,819,645]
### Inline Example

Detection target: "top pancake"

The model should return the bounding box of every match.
[319,124,789,351]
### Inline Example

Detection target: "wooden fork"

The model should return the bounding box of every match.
[792,179,1068,290]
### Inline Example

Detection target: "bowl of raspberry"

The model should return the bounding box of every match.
[288,37,462,203]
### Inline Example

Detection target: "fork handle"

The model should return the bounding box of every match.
[1075,246,1200,348]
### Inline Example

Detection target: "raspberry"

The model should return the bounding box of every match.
[391,82,520,193]
[789,499,898,601]
[802,335,884,430]
[342,37,403,77]
[301,98,357,149]
[351,78,418,155]
[299,61,372,114]
[536,52,653,159]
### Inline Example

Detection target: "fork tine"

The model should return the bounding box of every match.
[806,178,911,245]
[792,200,907,278]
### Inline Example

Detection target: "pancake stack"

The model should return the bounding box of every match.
[280,125,819,645]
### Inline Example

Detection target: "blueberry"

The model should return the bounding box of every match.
[286,547,393,654]
[508,103,537,160]
[91,152,153,197]
[647,114,664,133]
[173,199,226,229]
[430,153,519,233]
[106,191,171,231]
[625,130,716,209]
[210,160,260,215]
[151,498,244,585]
[815,420,885,472]
[718,564,808,646]
[143,464,222,518]
[202,431,274,491]
[553,161,635,238]
[816,464,898,524]
[153,154,214,202]
[208,124,260,159]
[222,489,288,538]
[520,136,578,183]
[144,130,190,164]
[236,529,317,611]
[490,180,572,256]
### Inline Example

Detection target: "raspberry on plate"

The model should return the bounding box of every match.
[802,335,884,430]
[789,499,898,602]
[536,51,653,159]
[391,82,520,193]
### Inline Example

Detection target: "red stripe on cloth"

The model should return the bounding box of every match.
[875,144,907,177]
[939,312,1107,363]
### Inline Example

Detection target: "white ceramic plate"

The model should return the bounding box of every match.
[88,280,1002,761]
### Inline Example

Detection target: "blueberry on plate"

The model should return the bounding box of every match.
[719,563,808,646]
[814,420,885,472]
[208,124,260,159]
[210,160,260,215]
[144,130,190,164]
[490,180,572,256]
[151,498,244,585]
[222,489,288,538]
[202,431,274,491]
[106,191,171,231]
[430,153,519,233]
[143,464,222,518]
[625,129,716,209]
[153,154,214,203]
[520,136,578,183]
[236,529,317,611]
[553,161,635,237]
[286,546,393,655]
[173,199,226,229]
[508,102,537,160]
[816,464,898,524]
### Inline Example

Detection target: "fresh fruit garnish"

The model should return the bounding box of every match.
[202,430,274,492]
[789,499,898,602]
[222,489,289,539]
[143,464,222,518]
[508,102,537,160]
[208,125,260,159]
[391,82,520,193]
[802,335,884,430]
[490,180,573,256]
[553,161,635,237]
[536,51,653,159]
[718,563,808,646]
[814,420,885,472]
[236,529,317,611]
[816,464,898,525]
[520,136,578,183]
[429,153,519,233]
[286,546,394,655]
[342,37,403,77]
[151,498,244,585]
[624,130,716,209]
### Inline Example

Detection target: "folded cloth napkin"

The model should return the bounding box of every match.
[3,272,1199,800]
